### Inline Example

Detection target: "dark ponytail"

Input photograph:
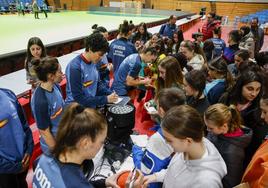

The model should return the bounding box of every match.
[92,24,98,30]
[32,56,59,82]
[185,70,206,106]
[119,20,131,36]
[92,24,107,33]
[52,103,107,159]
[209,57,234,91]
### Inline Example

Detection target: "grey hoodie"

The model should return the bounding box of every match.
[162,138,227,188]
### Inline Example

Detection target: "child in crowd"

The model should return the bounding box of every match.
[133,87,186,188]
[192,32,204,48]
[171,29,184,54]
[219,69,267,167]
[228,49,250,78]
[184,70,210,114]
[239,26,255,59]
[143,105,227,188]
[223,30,241,64]
[132,22,152,46]
[204,103,252,188]
[156,56,183,93]
[25,37,46,89]
[203,39,215,62]
[205,57,234,104]
[179,40,205,72]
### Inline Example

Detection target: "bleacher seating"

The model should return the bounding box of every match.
[0,0,43,12]
[241,10,268,24]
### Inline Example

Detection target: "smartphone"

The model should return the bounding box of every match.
[146,106,157,114]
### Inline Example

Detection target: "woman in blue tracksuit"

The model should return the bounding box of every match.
[65,33,118,108]
[92,24,111,90]
[0,88,34,188]
[33,103,143,188]
[108,20,137,74]
[31,57,65,156]
[111,46,157,96]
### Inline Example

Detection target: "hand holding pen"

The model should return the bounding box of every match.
[107,90,119,103]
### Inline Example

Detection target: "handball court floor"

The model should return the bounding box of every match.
[0,11,166,56]
[0,11,267,187]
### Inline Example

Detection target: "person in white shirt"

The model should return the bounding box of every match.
[143,105,227,188]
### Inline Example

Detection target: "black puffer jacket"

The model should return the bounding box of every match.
[207,127,253,188]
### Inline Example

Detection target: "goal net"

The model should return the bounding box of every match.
[120,0,142,16]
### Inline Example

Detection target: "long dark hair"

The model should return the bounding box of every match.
[52,103,107,159]
[25,37,46,72]
[221,70,264,106]
[136,22,149,37]
[172,29,184,53]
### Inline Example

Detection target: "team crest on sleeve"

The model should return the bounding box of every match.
[50,107,63,120]
[0,119,8,128]
[83,80,94,87]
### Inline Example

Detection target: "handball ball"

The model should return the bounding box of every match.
[117,170,140,188]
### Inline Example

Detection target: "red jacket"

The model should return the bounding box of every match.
[202,20,221,41]
[242,140,268,188]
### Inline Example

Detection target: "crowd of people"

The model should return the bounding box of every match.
[15,0,48,19]
[0,12,268,188]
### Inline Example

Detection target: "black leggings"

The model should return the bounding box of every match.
[34,11,39,19]
[0,170,28,188]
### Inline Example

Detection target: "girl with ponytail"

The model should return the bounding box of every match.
[33,103,143,188]
[204,57,234,104]
[183,70,209,114]
[31,57,65,155]
[92,24,108,40]
[204,103,252,188]
[108,20,137,74]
